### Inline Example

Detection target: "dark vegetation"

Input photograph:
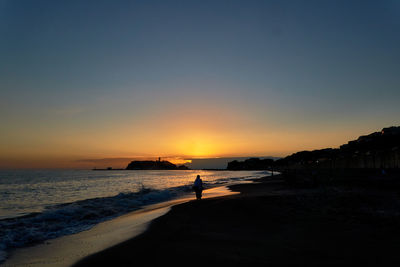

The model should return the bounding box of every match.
[228,126,400,170]
[227,158,275,170]
[227,126,400,187]
[126,160,189,170]
[275,126,400,169]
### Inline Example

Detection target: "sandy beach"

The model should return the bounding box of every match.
[73,175,400,266]
[2,1,399,266]
[2,186,238,267]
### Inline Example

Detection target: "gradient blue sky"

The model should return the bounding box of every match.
[1,0,399,168]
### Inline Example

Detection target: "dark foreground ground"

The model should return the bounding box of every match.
[74,175,400,266]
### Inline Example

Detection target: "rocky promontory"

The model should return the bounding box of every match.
[126,160,189,170]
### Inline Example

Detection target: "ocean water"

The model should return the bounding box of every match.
[0,169,268,262]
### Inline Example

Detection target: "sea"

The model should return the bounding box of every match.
[0,169,268,262]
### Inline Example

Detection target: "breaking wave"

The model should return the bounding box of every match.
[0,185,192,262]
[0,170,269,263]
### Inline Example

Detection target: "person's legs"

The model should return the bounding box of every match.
[195,190,202,200]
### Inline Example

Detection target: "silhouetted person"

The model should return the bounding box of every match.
[193,175,203,200]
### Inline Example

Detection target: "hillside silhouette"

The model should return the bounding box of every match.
[228,126,400,170]
[126,160,189,170]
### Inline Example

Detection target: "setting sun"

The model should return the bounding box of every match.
[177,138,219,157]
[1,1,399,266]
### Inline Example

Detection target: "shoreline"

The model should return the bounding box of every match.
[2,186,238,267]
[74,174,400,266]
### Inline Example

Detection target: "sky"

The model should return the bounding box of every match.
[1,0,399,168]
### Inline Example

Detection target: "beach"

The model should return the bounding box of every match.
[2,186,239,267]
[0,169,265,265]
[73,175,400,266]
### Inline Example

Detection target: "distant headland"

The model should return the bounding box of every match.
[126,158,189,170]
[93,126,400,171]
[93,158,189,170]
[227,126,400,170]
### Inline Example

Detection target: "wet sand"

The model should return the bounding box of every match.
[74,175,400,266]
[3,187,237,267]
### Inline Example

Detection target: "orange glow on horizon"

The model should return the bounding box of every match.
[0,94,380,169]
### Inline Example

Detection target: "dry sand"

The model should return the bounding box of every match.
[73,175,400,266]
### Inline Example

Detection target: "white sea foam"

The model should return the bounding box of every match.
[0,170,269,263]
